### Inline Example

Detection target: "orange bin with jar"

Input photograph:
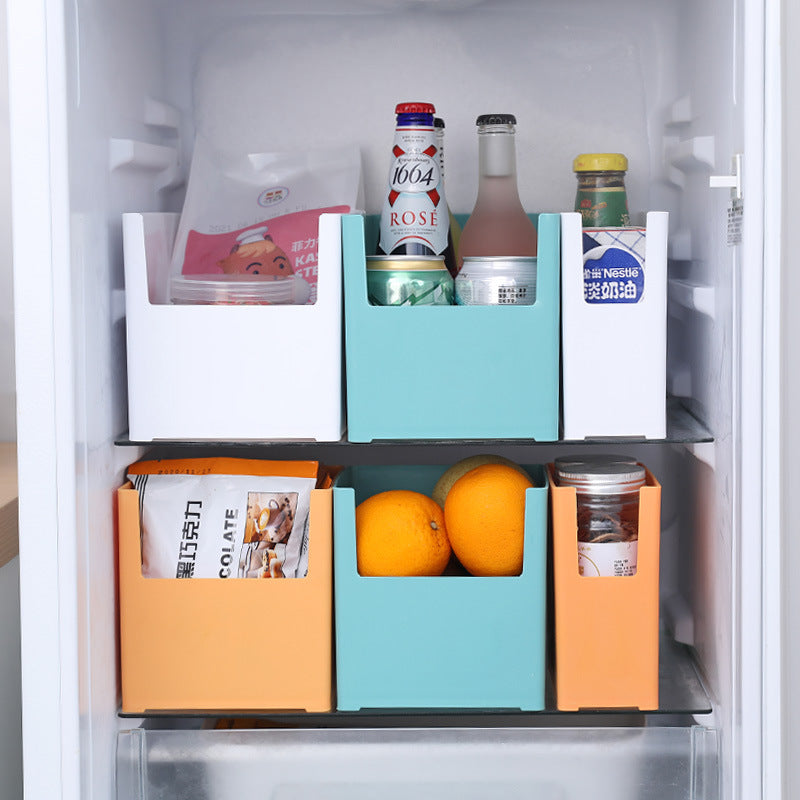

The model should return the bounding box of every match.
[548,459,661,711]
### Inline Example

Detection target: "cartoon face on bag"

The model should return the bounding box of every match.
[217,226,294,278]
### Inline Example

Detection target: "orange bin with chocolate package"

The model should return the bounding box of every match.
[548,464,661,711]
[117,484,333,714]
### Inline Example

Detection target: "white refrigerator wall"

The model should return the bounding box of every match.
[782,0,798,797]
[7,0,769,799]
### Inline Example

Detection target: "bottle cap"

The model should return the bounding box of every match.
[476,113,517,126]
[554,454,645,495]
[396,102,435,115]
[434,117,445,128]
[573,153,628,172]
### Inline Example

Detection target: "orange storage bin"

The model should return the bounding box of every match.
[117,484,333,713]
[548,464,661,711]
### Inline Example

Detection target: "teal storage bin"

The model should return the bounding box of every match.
[342,213,560,441]
[333,464,547,711]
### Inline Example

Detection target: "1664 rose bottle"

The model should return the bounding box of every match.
[377,103,456,276]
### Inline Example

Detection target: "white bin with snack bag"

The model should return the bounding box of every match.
[123,141,363,442]
[122,211,345,442]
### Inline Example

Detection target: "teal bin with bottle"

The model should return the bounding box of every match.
[342,213,560,442]
[333,463,547,711]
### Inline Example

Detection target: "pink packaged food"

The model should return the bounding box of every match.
[170,136,363,305]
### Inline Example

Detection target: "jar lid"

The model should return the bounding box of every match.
[554,454,645,495]
[476,113,517,126]
[396,102,435,115]
[573,153,628,172]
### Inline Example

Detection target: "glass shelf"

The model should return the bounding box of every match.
[119,630,711,721]
[115,398,712,455]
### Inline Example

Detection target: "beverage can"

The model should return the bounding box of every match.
[366,255,453,306]
[455,256,537,305]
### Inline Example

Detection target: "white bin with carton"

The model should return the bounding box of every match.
[122,212,344,441]
[560,212,668,440]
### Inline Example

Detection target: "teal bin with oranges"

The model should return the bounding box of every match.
[341,213,560,442]
[332,463,547,711]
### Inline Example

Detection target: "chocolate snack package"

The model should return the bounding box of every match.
[127,458,320,579]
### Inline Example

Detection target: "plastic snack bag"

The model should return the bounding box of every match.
[169,136,363,305]
[127,458,320,579]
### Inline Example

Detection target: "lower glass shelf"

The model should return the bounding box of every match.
[118,630,711,719]
[116,724,720,800]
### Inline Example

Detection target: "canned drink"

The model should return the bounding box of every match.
[455,256,537,305]
[366,255,454,306]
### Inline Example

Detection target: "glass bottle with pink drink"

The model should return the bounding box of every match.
[459,114,538,263]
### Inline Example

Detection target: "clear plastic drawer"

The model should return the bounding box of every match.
[117,725,719,800]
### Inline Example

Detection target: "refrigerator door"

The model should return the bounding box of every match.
[8,1,82,798]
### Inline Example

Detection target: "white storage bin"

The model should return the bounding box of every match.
[122,212,344,441]
[560,212,668,440]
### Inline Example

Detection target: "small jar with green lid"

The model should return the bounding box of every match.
[573,153,630,228]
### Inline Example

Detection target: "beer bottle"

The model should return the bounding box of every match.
[459,114,537,263]
[434,116,462,278]
[377,103,456,275]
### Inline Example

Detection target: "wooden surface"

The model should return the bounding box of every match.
[0,442,18,568]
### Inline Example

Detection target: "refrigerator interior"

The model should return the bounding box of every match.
[6,0,767,798]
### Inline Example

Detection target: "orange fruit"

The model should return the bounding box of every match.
[356,490,451,576]
[444,464,533,576]
[432,454,532,507]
